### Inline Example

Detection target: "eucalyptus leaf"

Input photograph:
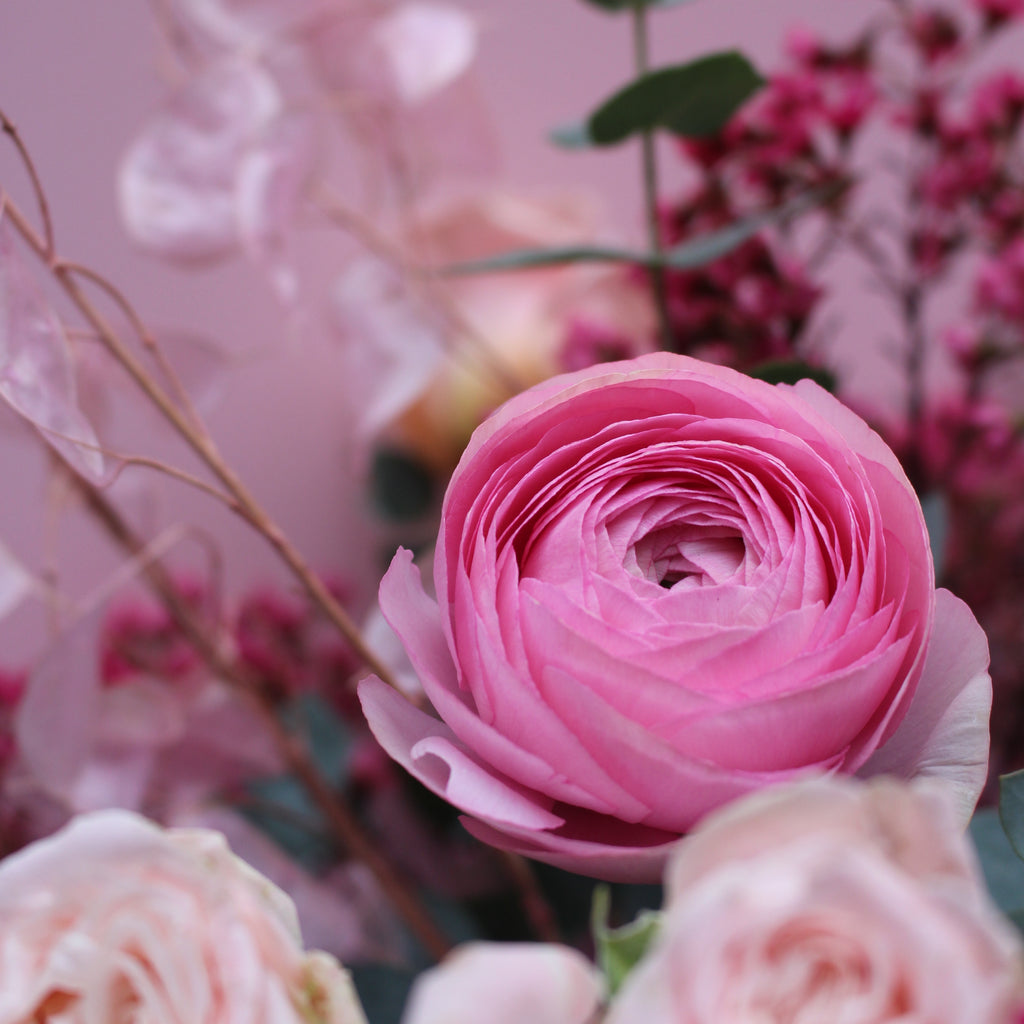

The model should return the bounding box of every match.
[237,776,336,873]
[969,807,1024,924]
[552,51,763,148]
[442,182,843,277]
[999,770,1024,863]
[591,885,663,995]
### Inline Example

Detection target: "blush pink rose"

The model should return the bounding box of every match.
[606,777,1024,1024]
[0,810,366,1024]
[359,353,992,881]
[401,943,604,1024]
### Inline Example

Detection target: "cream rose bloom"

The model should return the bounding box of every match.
[0,810,367,1024]
[605,778,1024,1024]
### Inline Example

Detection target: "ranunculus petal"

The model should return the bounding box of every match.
[859,588,991,823]
[358,677,563,832]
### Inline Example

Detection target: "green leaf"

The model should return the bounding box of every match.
[999,770,1024,862]
[552,51,763,148]
[581,0,699,10]
[969,807,1024,924]
[591,885,662,995]
[283,693,353,788]
[442,182,845,277]
[439,219,766,276]
[237,775,337,873]
[233,695,353,873]
[443,243,652,274]
[747,360,837,391]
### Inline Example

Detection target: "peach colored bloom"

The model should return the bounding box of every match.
[0,810,366,1024]
[606,777,1024,1024]
[402,943,603,1024]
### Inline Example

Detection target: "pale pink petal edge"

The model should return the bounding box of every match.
[858,588,991,824]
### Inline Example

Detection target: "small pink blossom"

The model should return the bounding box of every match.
[908,8,964,64]
[975,0,1024,30]
[976,239,1024,322]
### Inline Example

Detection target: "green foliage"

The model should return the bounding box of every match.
[552,52,763,148]
[591,885,663,995]
[441,184,844,277]
[236,695,353,873]
[969,806,1024,932]
[1000,769,1024,862]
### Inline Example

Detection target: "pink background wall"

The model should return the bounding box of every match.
[0,1,906,653]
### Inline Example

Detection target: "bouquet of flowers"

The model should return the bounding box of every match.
[2,0,1024,1021]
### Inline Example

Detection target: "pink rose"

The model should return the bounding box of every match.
[360,354,991,880]
[401,943,604,1024]
[606,777,1024,1024]
[0,810,366,1024]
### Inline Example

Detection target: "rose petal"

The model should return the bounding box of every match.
[402,943,603,1024]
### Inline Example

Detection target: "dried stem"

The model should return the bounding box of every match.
[66,466,453,961]
[57,260,209,435]
[0,109,54,258]
[0,183,400,691]
[632,4,674,349]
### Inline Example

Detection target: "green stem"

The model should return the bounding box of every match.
[632,2,674,348]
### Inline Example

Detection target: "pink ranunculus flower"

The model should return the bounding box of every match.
[0,810,367,1024]
[606,777,1024,1024]
[359,353,992,881]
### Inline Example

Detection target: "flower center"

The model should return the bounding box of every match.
[633,526,747,590]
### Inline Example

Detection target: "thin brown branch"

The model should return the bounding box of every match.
[107,454,240,509]
[1,192,401,692]
[0,109,54,259]
[57,260,209,435]
[67,466,453,961]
